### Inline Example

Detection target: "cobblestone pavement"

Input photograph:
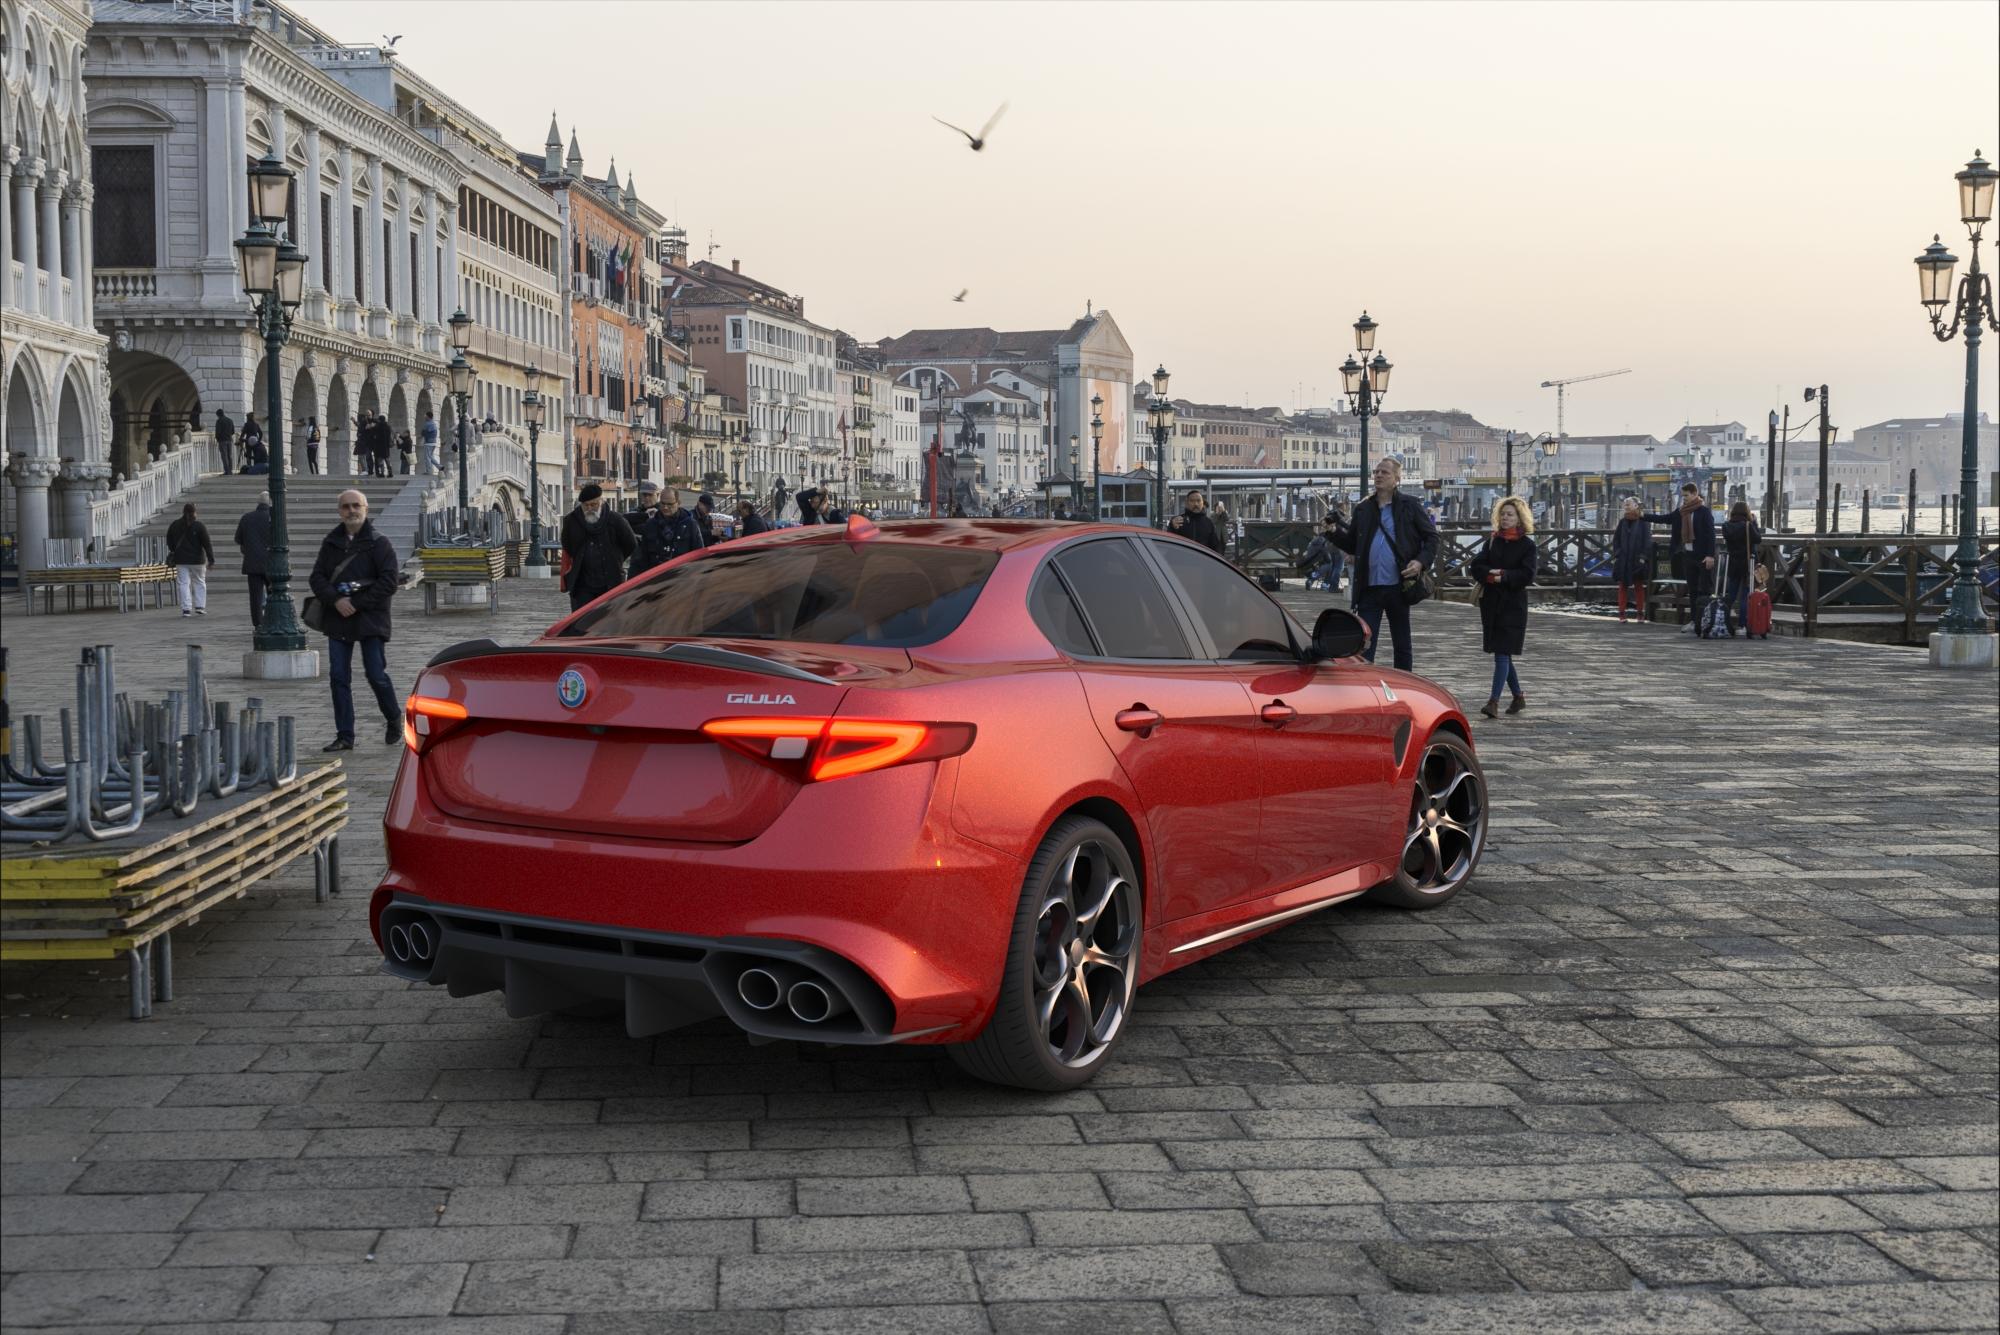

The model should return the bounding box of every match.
[2,568,1996,1333]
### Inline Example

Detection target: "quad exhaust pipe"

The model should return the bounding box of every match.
[735,962,853,1024]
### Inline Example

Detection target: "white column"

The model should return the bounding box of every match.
[202,81,234,269]
[365,155,386,312]
[7,455,62,568]
[16,164,41,316]
[61,190,84,326]
[268,105,287,159]
[0,156,13,313]
[393,169,414,324]
[420,189,440,327]
[441,195,459,318]
[77,183,95,326]
[334,143,355,305]
[39,173,63,322]
[226,79,249,245]
[301,125,323,295]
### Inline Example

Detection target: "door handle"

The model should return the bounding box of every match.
[1115,708,1163,734]
[1260,701,1297,726]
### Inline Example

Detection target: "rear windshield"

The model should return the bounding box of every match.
[559,542,999,647]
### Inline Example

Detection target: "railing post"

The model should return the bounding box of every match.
[1805,541,1821,637]
[1905,543,1920,643]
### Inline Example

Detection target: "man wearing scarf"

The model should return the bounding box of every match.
[1643,484,1716,628]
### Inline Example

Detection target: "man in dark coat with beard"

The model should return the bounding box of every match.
[309,489,403,751]
[561,483,637,611]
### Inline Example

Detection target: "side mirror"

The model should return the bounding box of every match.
[1312,608,1370,661]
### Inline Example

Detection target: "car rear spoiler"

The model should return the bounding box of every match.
[423,638,839,686]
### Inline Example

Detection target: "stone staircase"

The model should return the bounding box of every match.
[106,471,436,587]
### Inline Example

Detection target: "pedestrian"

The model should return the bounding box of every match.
[305,417,321,475]
[240,414,265,472]
[309,489,402,751]
[1211,501,1233,555]
[1470,495,1537,719]
[1721,500,1761,636]
[735,500,769,537]
[1328,457,1437,672]
[560,482,637,611]
[353,412,372,474]
[797,488,824,524]
[623,480,661,540]
[166,501,214,617]
[233,490,274,626]
[637,487,706,574]
[1301,518,1343,590]
[420,412,440,474]
[396,430,414,475]
[213,409,236,475]
[1611,496,1654,623]
[693,493,718,544]
[370,414,393,478]
[1166,489,1225,553]
[1643,483,1716,631]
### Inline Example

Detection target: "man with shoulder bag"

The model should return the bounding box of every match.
[1328,456,1437,672]
[307,489,402,751]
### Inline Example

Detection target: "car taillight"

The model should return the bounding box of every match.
[701,717,974,782]
[404,694,470,754]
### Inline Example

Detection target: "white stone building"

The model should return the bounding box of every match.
[85,0,462,484]
[3,0,114,567]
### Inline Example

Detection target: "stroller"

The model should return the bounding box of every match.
[1695,551,1731,640]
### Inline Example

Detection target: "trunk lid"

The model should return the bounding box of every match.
[414,639,910,843]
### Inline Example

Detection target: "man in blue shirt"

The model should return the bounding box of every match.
[1330,457,1437,671]
[420,412,441,475]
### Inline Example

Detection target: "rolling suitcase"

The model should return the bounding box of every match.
[1745,587,1772,638]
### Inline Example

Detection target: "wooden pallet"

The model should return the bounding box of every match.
[0,762,349,1012]
[20,564,176,615]
[417,546,507,580]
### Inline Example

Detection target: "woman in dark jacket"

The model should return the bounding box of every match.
[166,502,216,617]
[1468,496,1537,719]
[560,483,638,611]
[1611,496,1654,623]
[1720,500,1760,636]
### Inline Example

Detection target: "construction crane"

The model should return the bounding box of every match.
[1540,367,1631,442]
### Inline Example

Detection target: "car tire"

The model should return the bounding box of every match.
[1369,730,1487,910]
[949,816,1142,1091]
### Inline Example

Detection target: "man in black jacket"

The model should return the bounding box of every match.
[233,491,274,627]
[309,489,402,750]
[636,487,706,574]
[1329,458,1437,671]
[1166,490,1225,554]
[213,410,236,475]
[1643,484,1717,629]
[562,483,637,611]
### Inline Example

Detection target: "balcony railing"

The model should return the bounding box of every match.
[95,269,158,300]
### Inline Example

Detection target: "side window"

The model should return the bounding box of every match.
[1029,567,1097,656]
[1054,540,1190,660]
[1152,542,1297,661]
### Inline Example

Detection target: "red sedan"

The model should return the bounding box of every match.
[371,518,1485,1089]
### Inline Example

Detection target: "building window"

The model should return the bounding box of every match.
[91,145,156,267]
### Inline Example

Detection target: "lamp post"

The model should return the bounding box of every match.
[731,443,745,507]
[1090,396,1104,519]
[447,308,475,531]
[235,153,311,669]
[1503,431,1556,499]
[1339,311,1391,502]
[1915,149,2000,661]
[1146,366,1173,528]
[521,365,548,570]
[1067,431,1081,518]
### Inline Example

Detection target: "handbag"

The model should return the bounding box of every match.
[301,550,363,633]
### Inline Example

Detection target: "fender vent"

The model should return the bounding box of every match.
[1392,720,1411,767]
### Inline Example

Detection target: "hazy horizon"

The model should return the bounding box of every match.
[294,0,1999,439]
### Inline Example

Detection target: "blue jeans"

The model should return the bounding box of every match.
[1356,586,1413,671]
[1490,653,1522,699]
[328,636,398,742]
[1724,569,1750,632]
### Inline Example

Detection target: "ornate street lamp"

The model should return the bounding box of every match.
[235,151,311,664]
[1340,311,1390,501]
[1914,149,2000,658]
[1503,431,1556,500]
[1147,365,1173,528]
[1089,395,1104,519]
[521,365,548,570]
[447,330,476,529]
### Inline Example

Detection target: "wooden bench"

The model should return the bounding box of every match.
[0,762,348,1018]
[20,564,176,615]
[417,545,506,614]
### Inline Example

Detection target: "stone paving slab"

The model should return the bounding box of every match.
[2,572,1996,1331]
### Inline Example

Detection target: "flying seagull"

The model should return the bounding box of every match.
[953,289,969,303]
[933,103,1007,152]
[382,34,402,47]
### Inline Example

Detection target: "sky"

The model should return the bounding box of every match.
[295,0,1998,440]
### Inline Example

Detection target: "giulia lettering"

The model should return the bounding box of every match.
[726,692,798,705]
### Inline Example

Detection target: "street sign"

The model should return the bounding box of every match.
[1423,478,1442,491]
